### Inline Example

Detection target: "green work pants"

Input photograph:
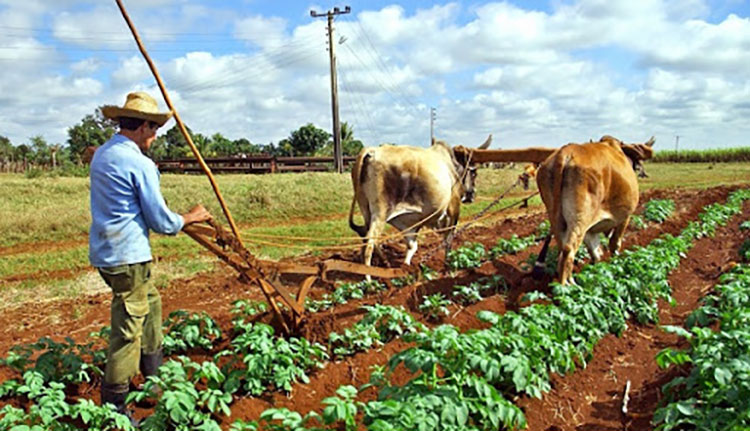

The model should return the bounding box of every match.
[98,261,162,386]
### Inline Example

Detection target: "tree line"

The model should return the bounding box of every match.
[0,108,364,169]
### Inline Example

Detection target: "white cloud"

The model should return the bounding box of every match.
[0,0,748,152]
[233,15,289,49]
[111,55,152,88]
[70,58,102,75]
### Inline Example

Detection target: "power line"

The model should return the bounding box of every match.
[0,37,315,53]
[347,19,421,109]
[0,33,298,45]
[341,43,420,112]
[338,64,378,145]
[171,39,325,94]
[0,24,298,40]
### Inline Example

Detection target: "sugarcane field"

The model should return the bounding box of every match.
[1,1,750,431]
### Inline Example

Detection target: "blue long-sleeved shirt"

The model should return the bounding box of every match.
[89,134,184,267]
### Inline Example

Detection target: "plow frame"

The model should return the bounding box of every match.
[183,220,410,333]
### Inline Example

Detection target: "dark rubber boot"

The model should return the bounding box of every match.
[140,348,163,378]
[138,348,163,398]
[101,382,139,428]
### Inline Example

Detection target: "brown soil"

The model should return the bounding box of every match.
[0,185,747,431]
[0,236,88,257]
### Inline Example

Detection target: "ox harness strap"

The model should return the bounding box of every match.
[420,174,539,264]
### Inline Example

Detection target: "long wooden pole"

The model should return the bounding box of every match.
[453,147,558,164]
[114,0,244,246]
[326,12,343,174]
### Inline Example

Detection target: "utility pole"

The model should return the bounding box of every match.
[311,6,351,173]
[675,135,680,152]
[430,107,436,143]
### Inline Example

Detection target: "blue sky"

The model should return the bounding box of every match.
[1,0,749,151]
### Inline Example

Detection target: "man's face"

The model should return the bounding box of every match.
[136,121,159,153]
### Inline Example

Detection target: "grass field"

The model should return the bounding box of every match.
[652,147,750,163]
[1,161,749,305]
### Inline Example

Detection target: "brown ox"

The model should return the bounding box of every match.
[533,135,655,284]
[519,163,538,190]
[348,136,492,269]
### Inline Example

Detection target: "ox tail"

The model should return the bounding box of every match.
[532,234,552,279]
[348,197,367,238]
[550,153,570,240]
[348,150,371,238]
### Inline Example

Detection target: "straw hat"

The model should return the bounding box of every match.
[101,92,173,127]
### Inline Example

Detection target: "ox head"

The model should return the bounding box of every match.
[620,136,655,178]
[446,134,492,203]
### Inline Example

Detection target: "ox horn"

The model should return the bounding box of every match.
[478,134,492,150]
[645,136,655,147]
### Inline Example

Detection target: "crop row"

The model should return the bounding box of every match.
[245,189,749,430]
[0,192,735,430]
[654,250,750,430]
[447,198,674,278]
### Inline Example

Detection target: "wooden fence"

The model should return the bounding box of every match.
[156,155,357,174]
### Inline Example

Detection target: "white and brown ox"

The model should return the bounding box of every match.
[348,135,492,269]
[533,135,655,284]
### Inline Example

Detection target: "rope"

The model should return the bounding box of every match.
[240,179,540,253]
[418,177,539,264]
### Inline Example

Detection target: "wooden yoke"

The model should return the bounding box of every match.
[453,146,558,164]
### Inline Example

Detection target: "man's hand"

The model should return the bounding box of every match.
[182,205,212,226]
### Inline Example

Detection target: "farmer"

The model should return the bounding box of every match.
[90,91,211,423]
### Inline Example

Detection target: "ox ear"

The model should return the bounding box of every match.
[621,144,646,162]
[477,134,492,150]
[451,145,471,170]
[645,136,655,147]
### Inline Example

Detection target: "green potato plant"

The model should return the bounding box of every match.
[162,310,222,355]
[643,198,676,223]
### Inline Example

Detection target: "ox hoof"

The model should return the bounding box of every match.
[531,262,546,280]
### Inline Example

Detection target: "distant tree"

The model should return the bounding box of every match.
[342,140,364,156]
[15,144,31,163]
[193,133,212,157]
[317,122,364,156]
[232,138,260,155]
[29,135,50,165]
[259,142,281,156]
[276,138,294,156]
[210,133,234,157]
[0,135,13,163]
[164,124,195,159]
[341,122,363,156]
[66,109,116,163]
[286,123,330,156]
[148,135,168,161]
